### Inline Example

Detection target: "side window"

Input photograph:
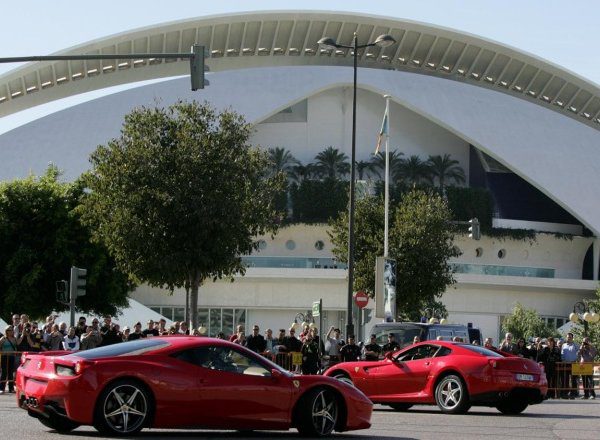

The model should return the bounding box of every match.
[396,346,420,362]
[435,346,452,357]
[173,346,271,376]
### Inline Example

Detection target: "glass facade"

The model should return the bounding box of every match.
[451,263,554,278]
[148,306,246,337]
[242,256,346,269]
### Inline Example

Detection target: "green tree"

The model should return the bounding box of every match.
[0,166,130,320]
[266,147,300,180]
[426,154,466,192]
[313,146,350,180]
[571,288,600,352]
[397,155,431,186]
[501,303,559,341]
[82,101,285,328]
[370,150,404,183]
[329,189,459,320]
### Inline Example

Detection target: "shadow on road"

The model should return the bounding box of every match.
[375,405,600,419]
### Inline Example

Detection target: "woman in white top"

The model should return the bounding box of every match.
[62,326,80,351]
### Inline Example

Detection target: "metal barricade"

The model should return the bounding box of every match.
[262,351,303,373]
[0,350,21,393]
[546,362,599,399]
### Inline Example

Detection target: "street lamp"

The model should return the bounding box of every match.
[569,301,599,336]
[318,32,396,339]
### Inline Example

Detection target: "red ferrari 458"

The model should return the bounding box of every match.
[324,341,547,414]
[16,337,372,436]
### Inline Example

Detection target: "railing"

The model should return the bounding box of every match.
[242,256,347,269]
[451,262,555,278]
[0,351,21,393]
[545,362,600,398]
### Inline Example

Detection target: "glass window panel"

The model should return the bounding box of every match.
[222,309,234,339]
[556,318,565,328]
[198,308,210,329]
[161,307,174,321]
[149,307,161,315]
[235,309,246,327]
[173,307,185,322]
[210,309,222,337]
[547,317,555,328]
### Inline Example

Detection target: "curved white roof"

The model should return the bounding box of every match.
[1,10,599,129]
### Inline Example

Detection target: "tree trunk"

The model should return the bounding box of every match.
[190,274,200,330]
[184,281,190,328]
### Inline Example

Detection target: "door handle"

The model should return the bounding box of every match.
[424,362,431,366]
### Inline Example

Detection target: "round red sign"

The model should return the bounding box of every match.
[354,291,369,309]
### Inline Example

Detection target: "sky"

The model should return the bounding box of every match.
[0,0,599,131]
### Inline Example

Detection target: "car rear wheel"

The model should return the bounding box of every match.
[333,372,354,386]
[496,400,529,415]
[94,380,151,436]
[296,387,340,437]
[38,415,80,433]
[388,403,413,411]
[434,374,470,414]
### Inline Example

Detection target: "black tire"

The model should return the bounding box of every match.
[332,372,354,387]
[388,403,413,411]
[434,374,470,414]
[496,400,529,415]
[39,415,80,433]
[296,387,340,437]
[93,379,152,436]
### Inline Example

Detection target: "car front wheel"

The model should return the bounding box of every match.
[94,380,152,436]
[296,387,340,437]
[434,374,470,414]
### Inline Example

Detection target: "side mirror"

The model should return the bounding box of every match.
[384,351,394,360]
[271,368,284,379]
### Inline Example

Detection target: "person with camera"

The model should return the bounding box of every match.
[80,325,103,350]
[326,326,344,365]
[578,337,597,399]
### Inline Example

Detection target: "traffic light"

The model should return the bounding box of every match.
[190,44,205,91]
[56,280,68,304]
[69,266,87,298]
[468,217,481,240]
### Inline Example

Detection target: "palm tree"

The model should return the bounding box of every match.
[370,150,405,183]
[397,155,431,186]
[289,163,318,183]
[267,147,300,179]
[313,146,350,180]
[356,160,375,180]
[426,154,466,191]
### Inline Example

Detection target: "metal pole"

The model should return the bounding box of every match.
[383,95,391,258]
[346,33,358,339]
[69,267,76,328]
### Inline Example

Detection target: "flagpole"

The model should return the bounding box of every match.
[383,95,391,258]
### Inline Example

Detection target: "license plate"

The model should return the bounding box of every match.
[516,373,534,381]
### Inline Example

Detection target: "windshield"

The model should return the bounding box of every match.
[460,344,504,358]
[65,339,170,359]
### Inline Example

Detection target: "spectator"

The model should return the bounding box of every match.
[499,333,518,354]
[91,319,100,332]
[284,328,302,352]
[274,329,287,353]
[528,337,543,361]
[363,334,382,361]
[128,322,147,341]
[340,335,361,362]
[472,340,480,346]
[246,325,267,353]
[326,327,344,364]
[233,331,246,346]
[16,323,35,354]
[100,316,112,335]
[122,327,131,342]
[158,318,167,334]
[58,321,68,336]
[413,336,421,344]
[63,327,80,351]
[143,320,159,337]
[578,337,597,400]
[301,330,320,374]
[484,338,495,350]
[300,324,310,342]
[47,324,64,351]
[452,336,462,342]
[264,329,278,355]
[0,325,18,394]
[216,332,226,340]
[75,316,87,337]
[180,322,190,335]
[515,338,530,358]
[382,333,400,355]
[310,327,325,356]
[11,315,20,338]
[80,325,102,350]
[100,323,122,346]
[17,314,30,338]
[541,336,561,398]
[27,323,44,352]
[229,325,245,342]
[560,332,579,399]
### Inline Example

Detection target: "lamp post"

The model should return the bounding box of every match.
[569,301,599,337]
[318,32,395,339]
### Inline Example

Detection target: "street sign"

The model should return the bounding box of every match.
[354,291,369,309]
[312,300,321,317]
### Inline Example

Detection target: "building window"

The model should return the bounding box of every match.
[285,240,296,250]
[258,239,267,250]
[147,306,246,337]
[498,249,506,259]
[315,240,324,251]
[475,247,483,258]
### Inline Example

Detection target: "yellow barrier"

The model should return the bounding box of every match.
[546,362,599,399]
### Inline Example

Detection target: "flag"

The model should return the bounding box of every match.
[375,105,389,154]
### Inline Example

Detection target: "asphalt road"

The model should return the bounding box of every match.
[1,394,599,440]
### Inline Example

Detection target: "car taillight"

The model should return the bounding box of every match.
[74,361,87,374]
[20,355,29,366]
[21,358,30,368]
[56,365,77,376]
[488,360,498,369]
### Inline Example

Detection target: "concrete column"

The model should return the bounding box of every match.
[593,238,600,281]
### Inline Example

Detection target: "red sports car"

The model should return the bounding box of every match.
[323,341,547,414]
[16,337,372,436]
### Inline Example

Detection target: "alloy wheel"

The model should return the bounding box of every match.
[102,384,148,434]
[311,389,338,435]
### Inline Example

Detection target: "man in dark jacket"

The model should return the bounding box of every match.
[340,335,362,362]
[245,325,267,353]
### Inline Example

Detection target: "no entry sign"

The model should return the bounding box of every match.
[354,291,369,309]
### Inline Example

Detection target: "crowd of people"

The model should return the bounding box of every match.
[1,313,598,398]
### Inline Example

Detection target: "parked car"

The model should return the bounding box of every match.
[324,341,547,414]
[368,322,481,348]
[16,337,372,436]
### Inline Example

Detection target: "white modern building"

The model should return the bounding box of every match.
[1,11,599,342]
